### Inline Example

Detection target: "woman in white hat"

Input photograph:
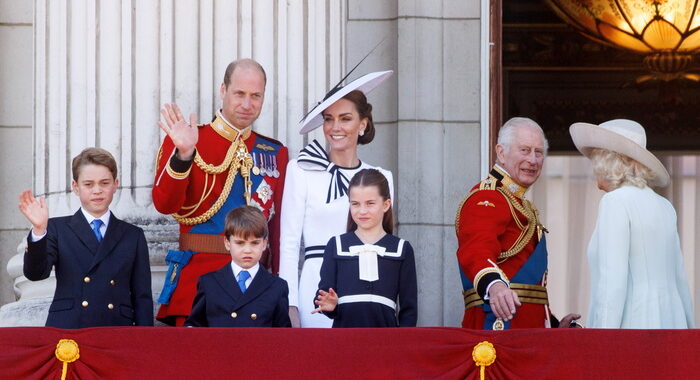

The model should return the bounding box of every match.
[569,119,694,329]
[279,71,395,328]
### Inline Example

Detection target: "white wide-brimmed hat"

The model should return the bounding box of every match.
[569,119,670,187]
[299,70,393,134]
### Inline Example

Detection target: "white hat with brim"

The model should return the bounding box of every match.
[299,70,394,134]
[569,119,670,187]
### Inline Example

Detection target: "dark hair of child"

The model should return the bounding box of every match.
[71,147,118,181]
[224,205,269,240]
[346,168,393,234]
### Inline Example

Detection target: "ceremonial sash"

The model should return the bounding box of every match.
[459,235,549,330]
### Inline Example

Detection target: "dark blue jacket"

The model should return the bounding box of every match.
[24,210,153,328]
[186,264,291,327]
[318,232,418,328]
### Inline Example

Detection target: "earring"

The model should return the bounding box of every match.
[359,130,365,136]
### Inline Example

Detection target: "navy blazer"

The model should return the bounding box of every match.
[186,264,291,327]
[24,210,153,328]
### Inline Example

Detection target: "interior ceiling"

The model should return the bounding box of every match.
[503,0,700,152]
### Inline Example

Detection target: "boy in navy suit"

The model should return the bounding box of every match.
[19,148,153,328]
[186,206,291,327]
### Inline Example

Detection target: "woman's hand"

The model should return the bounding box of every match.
[18,190,49,236]
[312,288,338,314]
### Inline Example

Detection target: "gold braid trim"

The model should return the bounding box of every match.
[495,187,538,262]
[454,188,480,234]
[166,162,192,179]
[194,141,238,174]
[172,139,250,225]
[454,180,543,264]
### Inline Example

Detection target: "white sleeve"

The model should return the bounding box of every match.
[30,229,47,242]
[278,159,307,307]
[589,193,630,328]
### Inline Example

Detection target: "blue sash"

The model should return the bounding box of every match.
[459,235,548,330]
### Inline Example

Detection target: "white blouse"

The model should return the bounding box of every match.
[587,185,695,329]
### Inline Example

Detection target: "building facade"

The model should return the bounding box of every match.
[0,0,488,327]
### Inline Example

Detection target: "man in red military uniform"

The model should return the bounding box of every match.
[153,59,288,326]
[455,117,579,330]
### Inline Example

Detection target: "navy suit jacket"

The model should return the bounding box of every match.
[186,264,291,327]
[24,210,153,328]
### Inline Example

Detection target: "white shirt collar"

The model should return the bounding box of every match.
[80,208,111,229]
[230,261,260,281]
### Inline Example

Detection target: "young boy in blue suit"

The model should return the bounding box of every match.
[186,206,291,327]
[19,148,153,328]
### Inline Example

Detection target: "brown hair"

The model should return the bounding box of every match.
[224,205,269,240]
[71,147,118,182]
[223,58,267,87]
[346,168,393,234]
[342,90,375,145]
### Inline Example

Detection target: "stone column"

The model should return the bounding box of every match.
[0,0,345,326]
[396,0,485,327]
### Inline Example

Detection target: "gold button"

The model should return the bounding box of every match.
[84,276,91,283]
[230,312,238,318]
[110,280,116,286]
[82,301,88,307]
[108,303,114,310]
[250,313,257,320]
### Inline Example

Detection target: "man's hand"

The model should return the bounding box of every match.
[18,190,49,236]
[157,103,199,161]
[311,288,338,314]
[288,306,301,328]
[558,313,582,328]
[487,282,522,321]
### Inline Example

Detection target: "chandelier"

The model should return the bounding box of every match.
[546,0,700,81]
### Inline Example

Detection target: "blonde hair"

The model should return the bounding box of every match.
[589,148,655,190]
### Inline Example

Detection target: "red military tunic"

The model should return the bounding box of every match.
[153,112,288,325]
[455,165,549,329]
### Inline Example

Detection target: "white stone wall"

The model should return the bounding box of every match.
[0,0,34,306]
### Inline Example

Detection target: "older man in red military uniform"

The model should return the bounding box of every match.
[153,59,288,326]
[455,117,579,330]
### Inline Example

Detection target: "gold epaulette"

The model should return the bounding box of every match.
[478,177,498,191]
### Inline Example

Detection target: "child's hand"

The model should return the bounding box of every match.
[312,288,338,314]
[18,190,49,236]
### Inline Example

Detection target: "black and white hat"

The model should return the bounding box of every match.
[299,70,393,134]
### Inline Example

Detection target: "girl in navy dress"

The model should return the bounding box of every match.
[313,168,417,327]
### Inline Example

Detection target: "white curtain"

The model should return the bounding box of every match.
[528,154,698,327]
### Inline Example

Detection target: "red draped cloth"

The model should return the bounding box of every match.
[0,327,697,379]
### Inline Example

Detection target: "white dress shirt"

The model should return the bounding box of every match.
[230,261,259,290]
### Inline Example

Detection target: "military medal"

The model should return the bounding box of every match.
[271,155,280,178]
[251,153,261,175]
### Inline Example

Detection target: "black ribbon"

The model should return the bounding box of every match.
[297,140,352,204]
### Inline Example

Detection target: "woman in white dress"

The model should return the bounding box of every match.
[279,71,394,327]
[569,119,694,328]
